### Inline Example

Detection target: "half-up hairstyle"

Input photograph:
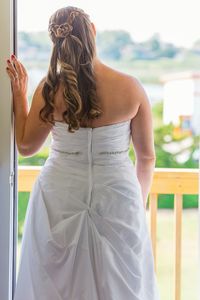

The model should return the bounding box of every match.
[39,6,103,132]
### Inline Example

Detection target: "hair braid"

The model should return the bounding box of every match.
[39,6,103,132]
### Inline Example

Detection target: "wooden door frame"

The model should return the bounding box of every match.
[0,0,17,299]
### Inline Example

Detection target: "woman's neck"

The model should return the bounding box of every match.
[93,56,104,73]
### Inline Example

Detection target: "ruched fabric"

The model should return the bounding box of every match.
[14,119,160,300]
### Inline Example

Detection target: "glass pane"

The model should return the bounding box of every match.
[17,1,199,300]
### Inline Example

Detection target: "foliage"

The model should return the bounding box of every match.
[18,30,200,66]
[152,102,198,208]
[18,147,49,166]
[152,102,199,169]
[96,30,134,60]
[18,192,29,238]
[18,31,51,52]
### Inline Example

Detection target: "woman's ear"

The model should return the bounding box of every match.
[91,22,96,37]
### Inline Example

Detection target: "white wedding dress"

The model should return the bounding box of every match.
[14,119,160,300]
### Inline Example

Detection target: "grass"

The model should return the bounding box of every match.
[17,206,198,299]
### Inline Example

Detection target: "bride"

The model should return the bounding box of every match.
[6,5,160,300]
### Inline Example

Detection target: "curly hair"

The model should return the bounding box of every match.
[39,6,103,132]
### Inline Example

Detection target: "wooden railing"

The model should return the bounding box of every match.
[18,167,199,300]
[149,168,198,300]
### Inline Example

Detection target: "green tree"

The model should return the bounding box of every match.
[96,30,134,60]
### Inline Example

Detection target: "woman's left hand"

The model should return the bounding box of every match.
[6,54,28,100]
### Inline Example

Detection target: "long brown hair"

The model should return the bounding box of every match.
[39,6,103,132]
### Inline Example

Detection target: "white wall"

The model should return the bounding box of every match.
[163,78,194,125]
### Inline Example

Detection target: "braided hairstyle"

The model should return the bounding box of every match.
[39,6,103,132]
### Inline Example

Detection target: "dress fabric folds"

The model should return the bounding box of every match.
[14,119,160,300]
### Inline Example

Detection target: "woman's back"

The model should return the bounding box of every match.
[53,59,140,128]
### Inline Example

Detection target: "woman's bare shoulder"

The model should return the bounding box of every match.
[104,65,146,99]
[35,76,46,93]
[31,76,49,107]
[29,76,48,118]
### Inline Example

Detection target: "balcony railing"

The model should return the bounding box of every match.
[18,167,199,300]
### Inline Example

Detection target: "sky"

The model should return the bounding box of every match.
[18,0,200,48]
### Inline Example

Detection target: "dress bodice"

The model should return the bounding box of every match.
[49,119,132,165]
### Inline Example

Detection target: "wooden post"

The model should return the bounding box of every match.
[174,194,182,300]
[149,193,158,272]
